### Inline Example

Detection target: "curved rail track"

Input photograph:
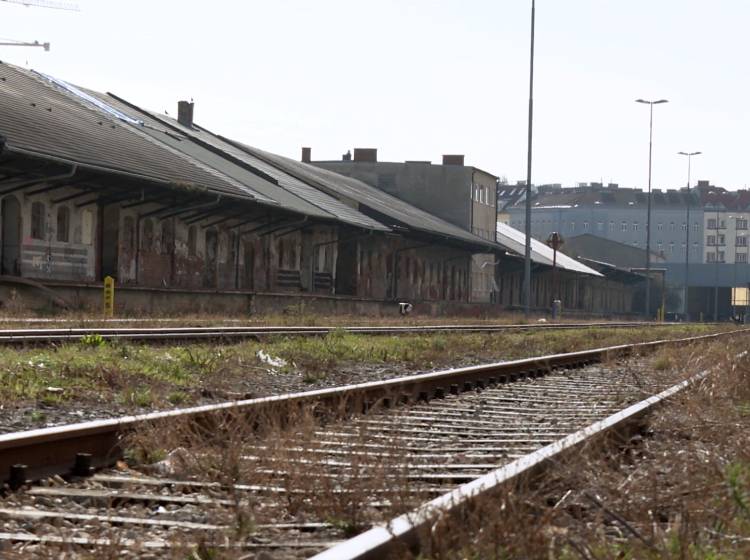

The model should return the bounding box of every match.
[0,321,684,344]
[0,328,744,558]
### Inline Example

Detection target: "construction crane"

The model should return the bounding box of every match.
[0,0,79,11]
[0,0,79,52]
[0,38,50,50]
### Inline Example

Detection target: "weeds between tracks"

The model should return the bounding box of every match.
[0,325,724,412]
[10,336,719,559]
[111,347,691,559]
[409,335,750,560]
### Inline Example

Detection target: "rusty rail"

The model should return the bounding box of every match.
[0,328,744,486]
[0,321,685,345]
[310,367,713,560]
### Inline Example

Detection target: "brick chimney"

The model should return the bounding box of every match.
[442,154,464,166]
[177,100,194,128]
[301,147,311,163]
[353,148,377,163]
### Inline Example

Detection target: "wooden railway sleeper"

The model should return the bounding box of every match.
[8,464,27,491]
[72,453,93,478]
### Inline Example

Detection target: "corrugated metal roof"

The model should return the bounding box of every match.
[0,63,263,202]
[143,116,389,232]
[496,222,602,276]
[231,144,506,251]
[89,93,339,220]
[0,62,391,231]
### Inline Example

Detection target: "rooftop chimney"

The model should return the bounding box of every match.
[442,154,465,166]
[301,147,311,163]
[177,100,194,128]
[353,148,377,163]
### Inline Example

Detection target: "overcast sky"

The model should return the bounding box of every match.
[1,0,747,190]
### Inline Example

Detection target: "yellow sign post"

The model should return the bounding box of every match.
[103,276,115,318]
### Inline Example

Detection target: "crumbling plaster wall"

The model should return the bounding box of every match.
[8,187,97,282]
[115,205,340,294]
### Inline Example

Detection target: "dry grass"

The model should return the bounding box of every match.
[409,334,750,559]
[0,324,726,408]
[114,392,438,559]
[6,333,746,559]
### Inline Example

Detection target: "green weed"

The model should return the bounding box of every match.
[79,333,107,348]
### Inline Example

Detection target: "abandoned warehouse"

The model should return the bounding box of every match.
[0,61,637,315]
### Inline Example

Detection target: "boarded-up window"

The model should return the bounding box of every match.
[187,226,197,257]
[123,216,135,250]
[160,219,174,255]
[142,218,154,251]
[56,206,69,242]
[318,246,326,271]
[81,209,93,245]
[228,231,238,267]
[31,201,46,240]
[289,238,297,269]
[204,229,218,287]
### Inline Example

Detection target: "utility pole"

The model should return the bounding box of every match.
[523,0,536,316]
[635,98,668,318]
[678,151,701,320]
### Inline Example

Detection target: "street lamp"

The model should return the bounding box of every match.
[636,98,669,318]
[678,150,701,320]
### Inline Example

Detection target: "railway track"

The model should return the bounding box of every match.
[0,328,744,558]
[0,321,682,344]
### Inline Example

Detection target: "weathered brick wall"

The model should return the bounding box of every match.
[2,188,97,282]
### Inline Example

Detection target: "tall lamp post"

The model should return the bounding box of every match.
[522,0,536,316]
[678,150,701,320]
[635,98,669,318]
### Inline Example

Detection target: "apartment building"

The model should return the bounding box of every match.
[505,181,750,319]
